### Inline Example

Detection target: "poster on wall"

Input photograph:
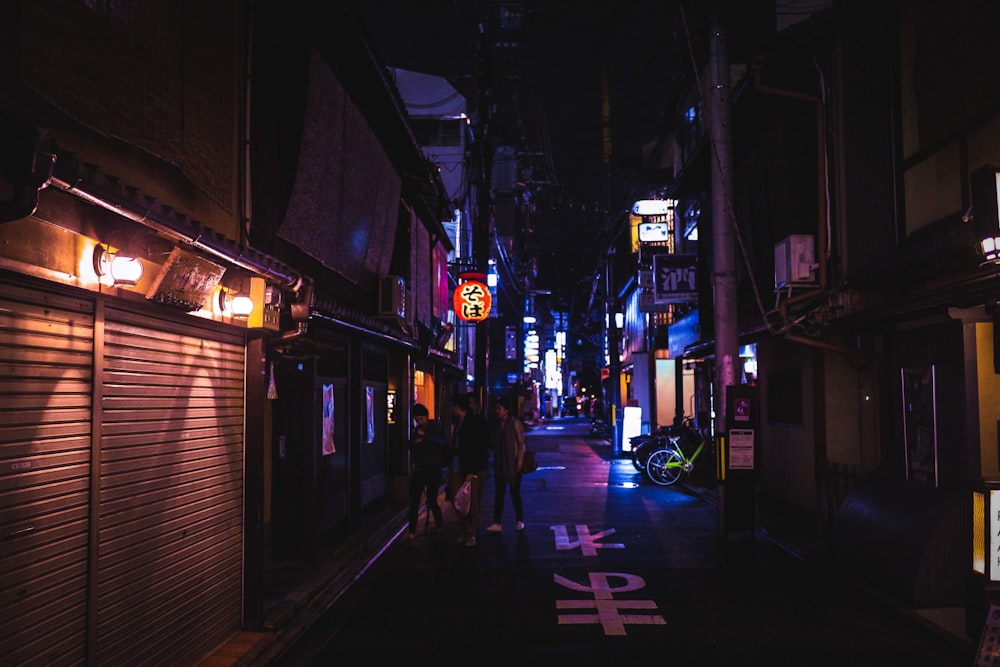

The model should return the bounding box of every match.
[901,365,938,486]
[366,385,375,444]
[322,383,336,455]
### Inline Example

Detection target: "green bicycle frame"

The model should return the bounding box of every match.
[668,435,706,473]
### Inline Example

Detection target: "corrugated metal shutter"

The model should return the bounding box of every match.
[96,303,245,666]
[0,281,95,666]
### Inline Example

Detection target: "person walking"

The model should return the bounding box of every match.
[451,393,490,546]
[486,397,526,534]
[406,403,449,540]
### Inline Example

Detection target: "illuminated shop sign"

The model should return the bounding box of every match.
[453,279,492,322]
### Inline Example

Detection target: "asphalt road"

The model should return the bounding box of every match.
[275,418,971,667]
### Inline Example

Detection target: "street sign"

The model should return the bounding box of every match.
[652,254,698,304]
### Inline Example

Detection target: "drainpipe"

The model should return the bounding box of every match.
[752,67,830,318]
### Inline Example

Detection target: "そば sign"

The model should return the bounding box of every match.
[453,280,492,321]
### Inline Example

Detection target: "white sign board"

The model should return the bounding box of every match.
[728,429,754,470]
[621,406,642,453]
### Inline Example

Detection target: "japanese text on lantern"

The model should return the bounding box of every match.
[453,280,492,322]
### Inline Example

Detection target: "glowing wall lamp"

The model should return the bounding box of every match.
[982,236,1000,263]
[230,294,254,317]
[972,167,1000,264]
[93,245,143,286]
[218,288,254,318]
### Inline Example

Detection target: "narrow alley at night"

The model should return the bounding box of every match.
[2,1,1000,665]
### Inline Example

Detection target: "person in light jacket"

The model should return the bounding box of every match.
[485,397,525,534]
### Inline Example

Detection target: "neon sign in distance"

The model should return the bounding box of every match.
[632,199,672,216]
[453,280,492,322]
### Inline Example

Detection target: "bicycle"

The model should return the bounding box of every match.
[629,425,673,472]
[644,418,707,486]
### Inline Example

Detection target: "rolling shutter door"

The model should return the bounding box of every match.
[96,304,245,666]
[0,281,95,667]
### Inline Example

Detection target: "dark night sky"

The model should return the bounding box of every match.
[350,0,710,313]
[351,0,695,208]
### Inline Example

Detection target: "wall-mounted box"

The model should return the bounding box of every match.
[774,234,816,289]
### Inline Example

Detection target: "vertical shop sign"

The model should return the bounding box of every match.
[387,389,396,424]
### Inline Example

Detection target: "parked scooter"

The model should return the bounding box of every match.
[589,416,610,438]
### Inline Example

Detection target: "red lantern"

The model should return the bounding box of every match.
[453,280,492,322]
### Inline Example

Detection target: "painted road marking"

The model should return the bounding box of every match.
[550,524,625,556]
[554,572,666,636]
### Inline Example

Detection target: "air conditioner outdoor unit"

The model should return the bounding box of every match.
[774,234,817,289]
[378,275,406,319]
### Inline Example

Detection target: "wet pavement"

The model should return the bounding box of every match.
[265,418,975,667]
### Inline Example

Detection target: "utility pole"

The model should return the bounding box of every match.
[709,0,736,426]
[709,0,753,550]
[602,67,622,457]
[473,5,494,408]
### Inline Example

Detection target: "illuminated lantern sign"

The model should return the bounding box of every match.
[453,280,492,322]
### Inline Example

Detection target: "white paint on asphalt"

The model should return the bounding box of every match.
[554,572,666,635]
[550,524,625,556]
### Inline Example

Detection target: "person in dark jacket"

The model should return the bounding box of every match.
[451,393,490,546]
[407,403,450,539]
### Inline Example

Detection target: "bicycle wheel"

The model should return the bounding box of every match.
[632,439,661,472]
[631,439,654,471]
[631,450,644,471]
[645,447,684,486]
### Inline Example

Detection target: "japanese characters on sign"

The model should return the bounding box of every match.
[652,253,698,304]
[453,279,492,322]
[729,429,755,470]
